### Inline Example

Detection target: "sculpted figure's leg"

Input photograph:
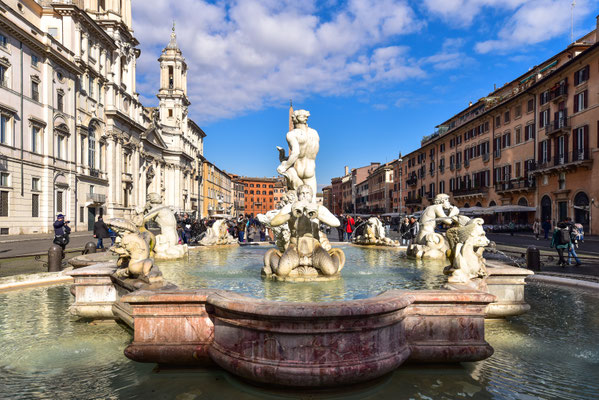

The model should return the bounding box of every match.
[277,245,299,277]
[313,246,337,275]
[263,248,282,275]
[281,168,304,191]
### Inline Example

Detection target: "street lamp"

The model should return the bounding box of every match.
[398,152,403,216]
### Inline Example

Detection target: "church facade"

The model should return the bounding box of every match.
[0,0,205,234]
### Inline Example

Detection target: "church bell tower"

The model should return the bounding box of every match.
[157,22,189,127]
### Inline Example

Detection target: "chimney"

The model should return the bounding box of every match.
[344,166,349,176]
[468,101,472,106]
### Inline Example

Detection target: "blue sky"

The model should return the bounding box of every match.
[131,0,599,190]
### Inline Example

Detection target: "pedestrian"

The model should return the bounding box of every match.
[565,218,582,266]
[182,213,192,245]
[574,222,584,243]
[542,218,551,240]
[53,214,71,252]
[93,216,110,249]
[532,218,540,240]
[550,222,571,267]
[508,220,515,236]
[337,215,346,241]
[400,217,410,245]
[408,216,419,245]
[237,215,247,243]
[109,227,117,246]
[345,214,355,242]
[259,226,266,242]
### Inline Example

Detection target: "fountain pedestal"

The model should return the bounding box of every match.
[484,262,534,318]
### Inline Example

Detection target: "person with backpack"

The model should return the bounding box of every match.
[565,218,581,266]
[344,214,355,242]
[550,221,572,267]
[53,214,71,252]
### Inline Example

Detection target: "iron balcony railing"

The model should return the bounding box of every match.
[545,116,570,136]
[451,186,488,196]
[494,179,535,192]
[537,149,590,169]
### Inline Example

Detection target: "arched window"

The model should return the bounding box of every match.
[475,202,482,207]
[489,200,496,207]
[574,192,590,231]
[464,203,470,208]
[518,197,528,206]
[541,195,551,222]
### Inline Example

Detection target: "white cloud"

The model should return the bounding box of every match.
[475,0,593,54]
[132,0,425,122]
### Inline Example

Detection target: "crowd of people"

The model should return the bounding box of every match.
[549,217,584,267]
[173,213,273,244]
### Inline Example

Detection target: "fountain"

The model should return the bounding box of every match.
[0,108,554,396]
[352,217,401,247]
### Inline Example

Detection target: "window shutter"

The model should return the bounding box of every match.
[547,139,551,161]
[538,142,542,161]
[584,65,589,81]
[584,125,589,151]
[565,134,569,158]
[575,70,580,86]
[584,90,588,109]
[573,129,578,153]
[574,93,579,112]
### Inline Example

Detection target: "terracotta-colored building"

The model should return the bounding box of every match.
[331,176,343,215]
[322,185,332,211]
[396,19,599,232]
[368,162,394,214]
[239,177,282,217]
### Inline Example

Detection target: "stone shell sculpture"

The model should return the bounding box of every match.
[352,217,400,247]
[106,218,153,279]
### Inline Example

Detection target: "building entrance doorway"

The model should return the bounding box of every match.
[540,196,551,223]
[574,192,590,232]
[88,207,96,231]
[558,201,568,223]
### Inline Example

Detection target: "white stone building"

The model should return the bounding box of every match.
[0,0,205,234]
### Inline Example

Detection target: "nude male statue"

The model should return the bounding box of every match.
[416,193,460,244]
[277,109,319,197]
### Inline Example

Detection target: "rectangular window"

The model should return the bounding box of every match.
[504,110,510,124]
[32,194,39,217]
[80,206,84,223]
[495,115,501,127]
[0,34,7,47]
[0,190,8,217]
[88,134,95,168]
[56,190,63,213]
[57,92,63,112]
[574,90,587,113]
[31,80,39,102]
[515,127,521,144]
[515,105,522,118]
[0,172,9,186]
[32,55,39,67]
[32,177,40,191]
[515,162,521,178]
[539,109,549,128]
[527,99,534,113]
[1,114,9,144]
[31,126,40,153]
[574,65,589,85]
[88,77,94,98]
[57,135,64,159]
[0,65,6,87]
[524,124,535,141]
[540,91,550,105]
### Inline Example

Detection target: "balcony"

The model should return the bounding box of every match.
[494,178,535,193]
[406,176,418,186]
[449,163,455,171]
[482,153,490,162]
[429,169,435,177]
[86,193,106,204]
[545,116,570,136]
[452,186,488,198]
[405,196,422,205]
[464,159,470,168]
[534,149,592,174]
[456,162,462,170]
[550,84,568,103]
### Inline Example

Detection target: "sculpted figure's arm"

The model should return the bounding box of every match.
[434,206,453,225]
[316,205,340,227]
[270,204,292,227]
[277,132,299,173]
[142,205,169,222]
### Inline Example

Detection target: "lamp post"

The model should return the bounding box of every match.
[398,152,403,216]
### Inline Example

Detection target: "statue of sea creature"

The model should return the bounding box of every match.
[106,218,153,279]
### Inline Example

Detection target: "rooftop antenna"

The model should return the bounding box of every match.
[571,1,576,43]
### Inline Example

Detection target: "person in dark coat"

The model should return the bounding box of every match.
[93,216,110,249]
[53,214,71,251]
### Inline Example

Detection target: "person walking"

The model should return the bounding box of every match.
[408,216,419,245]
[237,216,247,243]
[565,218,582,266]
[337,215,346,242]
[93,216,110,249]
[508,220,515,236]
[532,218,541,241]
[53,214,71,252]
[551,222,571,267]
[400,217,410,246]
[344,214,355,242]
[542,218,551,240]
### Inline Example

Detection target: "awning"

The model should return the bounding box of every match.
[459,205,536,215]
[539,60,558,73]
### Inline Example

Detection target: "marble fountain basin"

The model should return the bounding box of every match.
[61,245,536,387]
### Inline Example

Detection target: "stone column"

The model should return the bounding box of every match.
[82,32,89,64]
